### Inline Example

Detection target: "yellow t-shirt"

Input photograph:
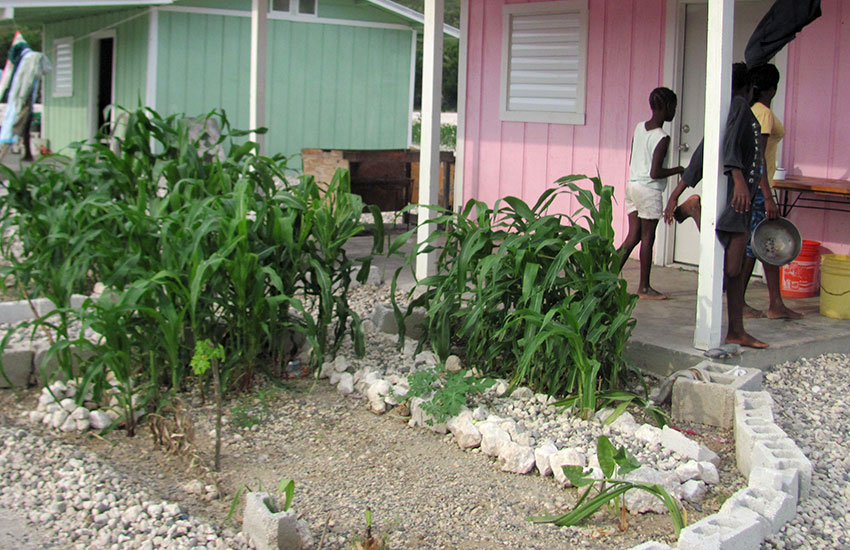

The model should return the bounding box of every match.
[751,102,785,186]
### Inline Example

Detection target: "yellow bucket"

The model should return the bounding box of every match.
[820,254,850,319]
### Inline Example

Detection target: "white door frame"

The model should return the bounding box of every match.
[658,0,788,267]
[88,30,117,139]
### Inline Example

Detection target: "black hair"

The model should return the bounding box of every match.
[649,87,677,111]
[732,62,751,93]
[750,64,780,102]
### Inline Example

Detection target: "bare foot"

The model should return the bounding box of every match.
[767,306,803,320]
[743,304,766,319]
[674,195,701,223]
[638,288,668,300]
[725,332,769,349]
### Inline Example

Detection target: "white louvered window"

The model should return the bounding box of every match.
[500,0,588,125]
[53,38,73,98]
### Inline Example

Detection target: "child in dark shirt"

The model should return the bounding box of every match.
[664,63,771,349]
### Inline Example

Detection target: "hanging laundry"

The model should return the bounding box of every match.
[744,0,822,68]
[0,32,51,156]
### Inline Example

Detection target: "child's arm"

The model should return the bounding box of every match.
[729,168,750,214]
[650,136,685,180]
[663,179,689,224]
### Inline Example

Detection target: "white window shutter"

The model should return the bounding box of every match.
[53,38,73,98]
[500,1,588,125]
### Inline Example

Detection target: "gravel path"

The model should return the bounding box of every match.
[762,353,850,550]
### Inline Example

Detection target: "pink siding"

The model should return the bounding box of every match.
[463,0,669,238]
[463,0,850,255]
[783,0,850,255]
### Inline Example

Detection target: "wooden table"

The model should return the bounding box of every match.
[773,175,850,216]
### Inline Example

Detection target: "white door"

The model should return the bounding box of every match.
[672,0,776,265]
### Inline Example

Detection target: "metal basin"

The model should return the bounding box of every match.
[751,217,802,266]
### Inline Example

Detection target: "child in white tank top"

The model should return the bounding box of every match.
[618,87,684,300]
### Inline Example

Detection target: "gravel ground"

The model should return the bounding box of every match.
[762,353,850,550]
[0,283,846,549]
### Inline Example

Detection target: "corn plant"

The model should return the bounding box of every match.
[0,106,380,429]
[529,435,685,536]
[392,175,640,418]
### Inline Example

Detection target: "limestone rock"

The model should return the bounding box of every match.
[445,355,462,372]
[447,410,482,449]
[89,410,112,431]
[367,380,391,414]
[337,373,354,396]
[479,422,511,457]
[550,449,587,485]
[498,442,536,474]
[534,442,558,476]
[623,467,680,514]
[681,479,707,503]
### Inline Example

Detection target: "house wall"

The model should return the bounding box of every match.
[463,0,668,240]
[43,9,149,151]
[463,0,850,255]
[782,0,850,255]
[156,8,412,158]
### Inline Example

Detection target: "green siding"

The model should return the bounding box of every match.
[43,9,149,152]
[157,10,412,158]
[170,0,419,26]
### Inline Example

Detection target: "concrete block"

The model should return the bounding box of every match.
[0,348,34,388]
[734,390,774,421]
[672,362,761,429]
[678,512,764,550]
[719,486,796,535]
[32,346,90,385]
[661,425,719,465]
[0,300,38,323]
[751,439,812,501]
[734,415,787,477]
[748,466,799,503]
[242,492,302,550]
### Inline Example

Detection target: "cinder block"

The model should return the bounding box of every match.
[734,415,787,477]
[719,486,796,535]
[672,362,762,429]
[751,439,812,501]
[0,348,34,388]
[242,492,301,550]
[0,299,38,323]
[748,466,799,503]
[678,512,764,550]
[734,390,774,421]
[661,425,719,464]
[32,346,90,385]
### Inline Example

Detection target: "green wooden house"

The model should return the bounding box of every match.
[3,0,458,158]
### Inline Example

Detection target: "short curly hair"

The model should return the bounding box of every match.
[649,87,677,111]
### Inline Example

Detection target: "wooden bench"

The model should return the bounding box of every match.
[773,175,850,216]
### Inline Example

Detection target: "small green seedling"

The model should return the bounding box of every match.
[529,435,685,536]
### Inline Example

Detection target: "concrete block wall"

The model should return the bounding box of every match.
[672,361,763,429]
[628,368,811,550]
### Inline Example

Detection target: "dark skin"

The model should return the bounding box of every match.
[742,86,802,320]
[663,84,768,348]
[619,99,685,299]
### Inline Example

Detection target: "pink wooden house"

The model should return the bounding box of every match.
[413,0,848,348]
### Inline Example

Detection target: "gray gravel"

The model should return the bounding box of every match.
[762,353,850,550]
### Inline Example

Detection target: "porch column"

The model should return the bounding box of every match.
[694,0,734,350]
[415,0,445,280]
[249,0,267,152]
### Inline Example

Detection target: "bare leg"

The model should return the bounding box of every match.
[637,217,665,299]
[618,211,641,271]
[724,232,768,348]
[741,256,766,318]
[674,195,701,230]
[764,264,803,319]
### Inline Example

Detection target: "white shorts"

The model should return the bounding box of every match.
[624,180,663,220]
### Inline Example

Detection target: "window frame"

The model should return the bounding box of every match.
[52,37,74,98]
[499,0,588,125]
[269,0,318,17]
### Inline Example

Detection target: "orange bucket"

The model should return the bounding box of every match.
[780,240,821,298]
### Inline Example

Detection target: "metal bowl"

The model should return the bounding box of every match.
[751,217,802,266]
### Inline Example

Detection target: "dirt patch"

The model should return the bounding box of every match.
[0,377,742,550]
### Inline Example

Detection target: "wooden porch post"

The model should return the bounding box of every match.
[249,0,267,153]
[694,0,734,350]
[416,0,445,280]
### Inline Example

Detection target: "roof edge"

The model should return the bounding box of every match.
[365,0,460,38]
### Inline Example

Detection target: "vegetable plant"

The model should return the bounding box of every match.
[530,435,685,536]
